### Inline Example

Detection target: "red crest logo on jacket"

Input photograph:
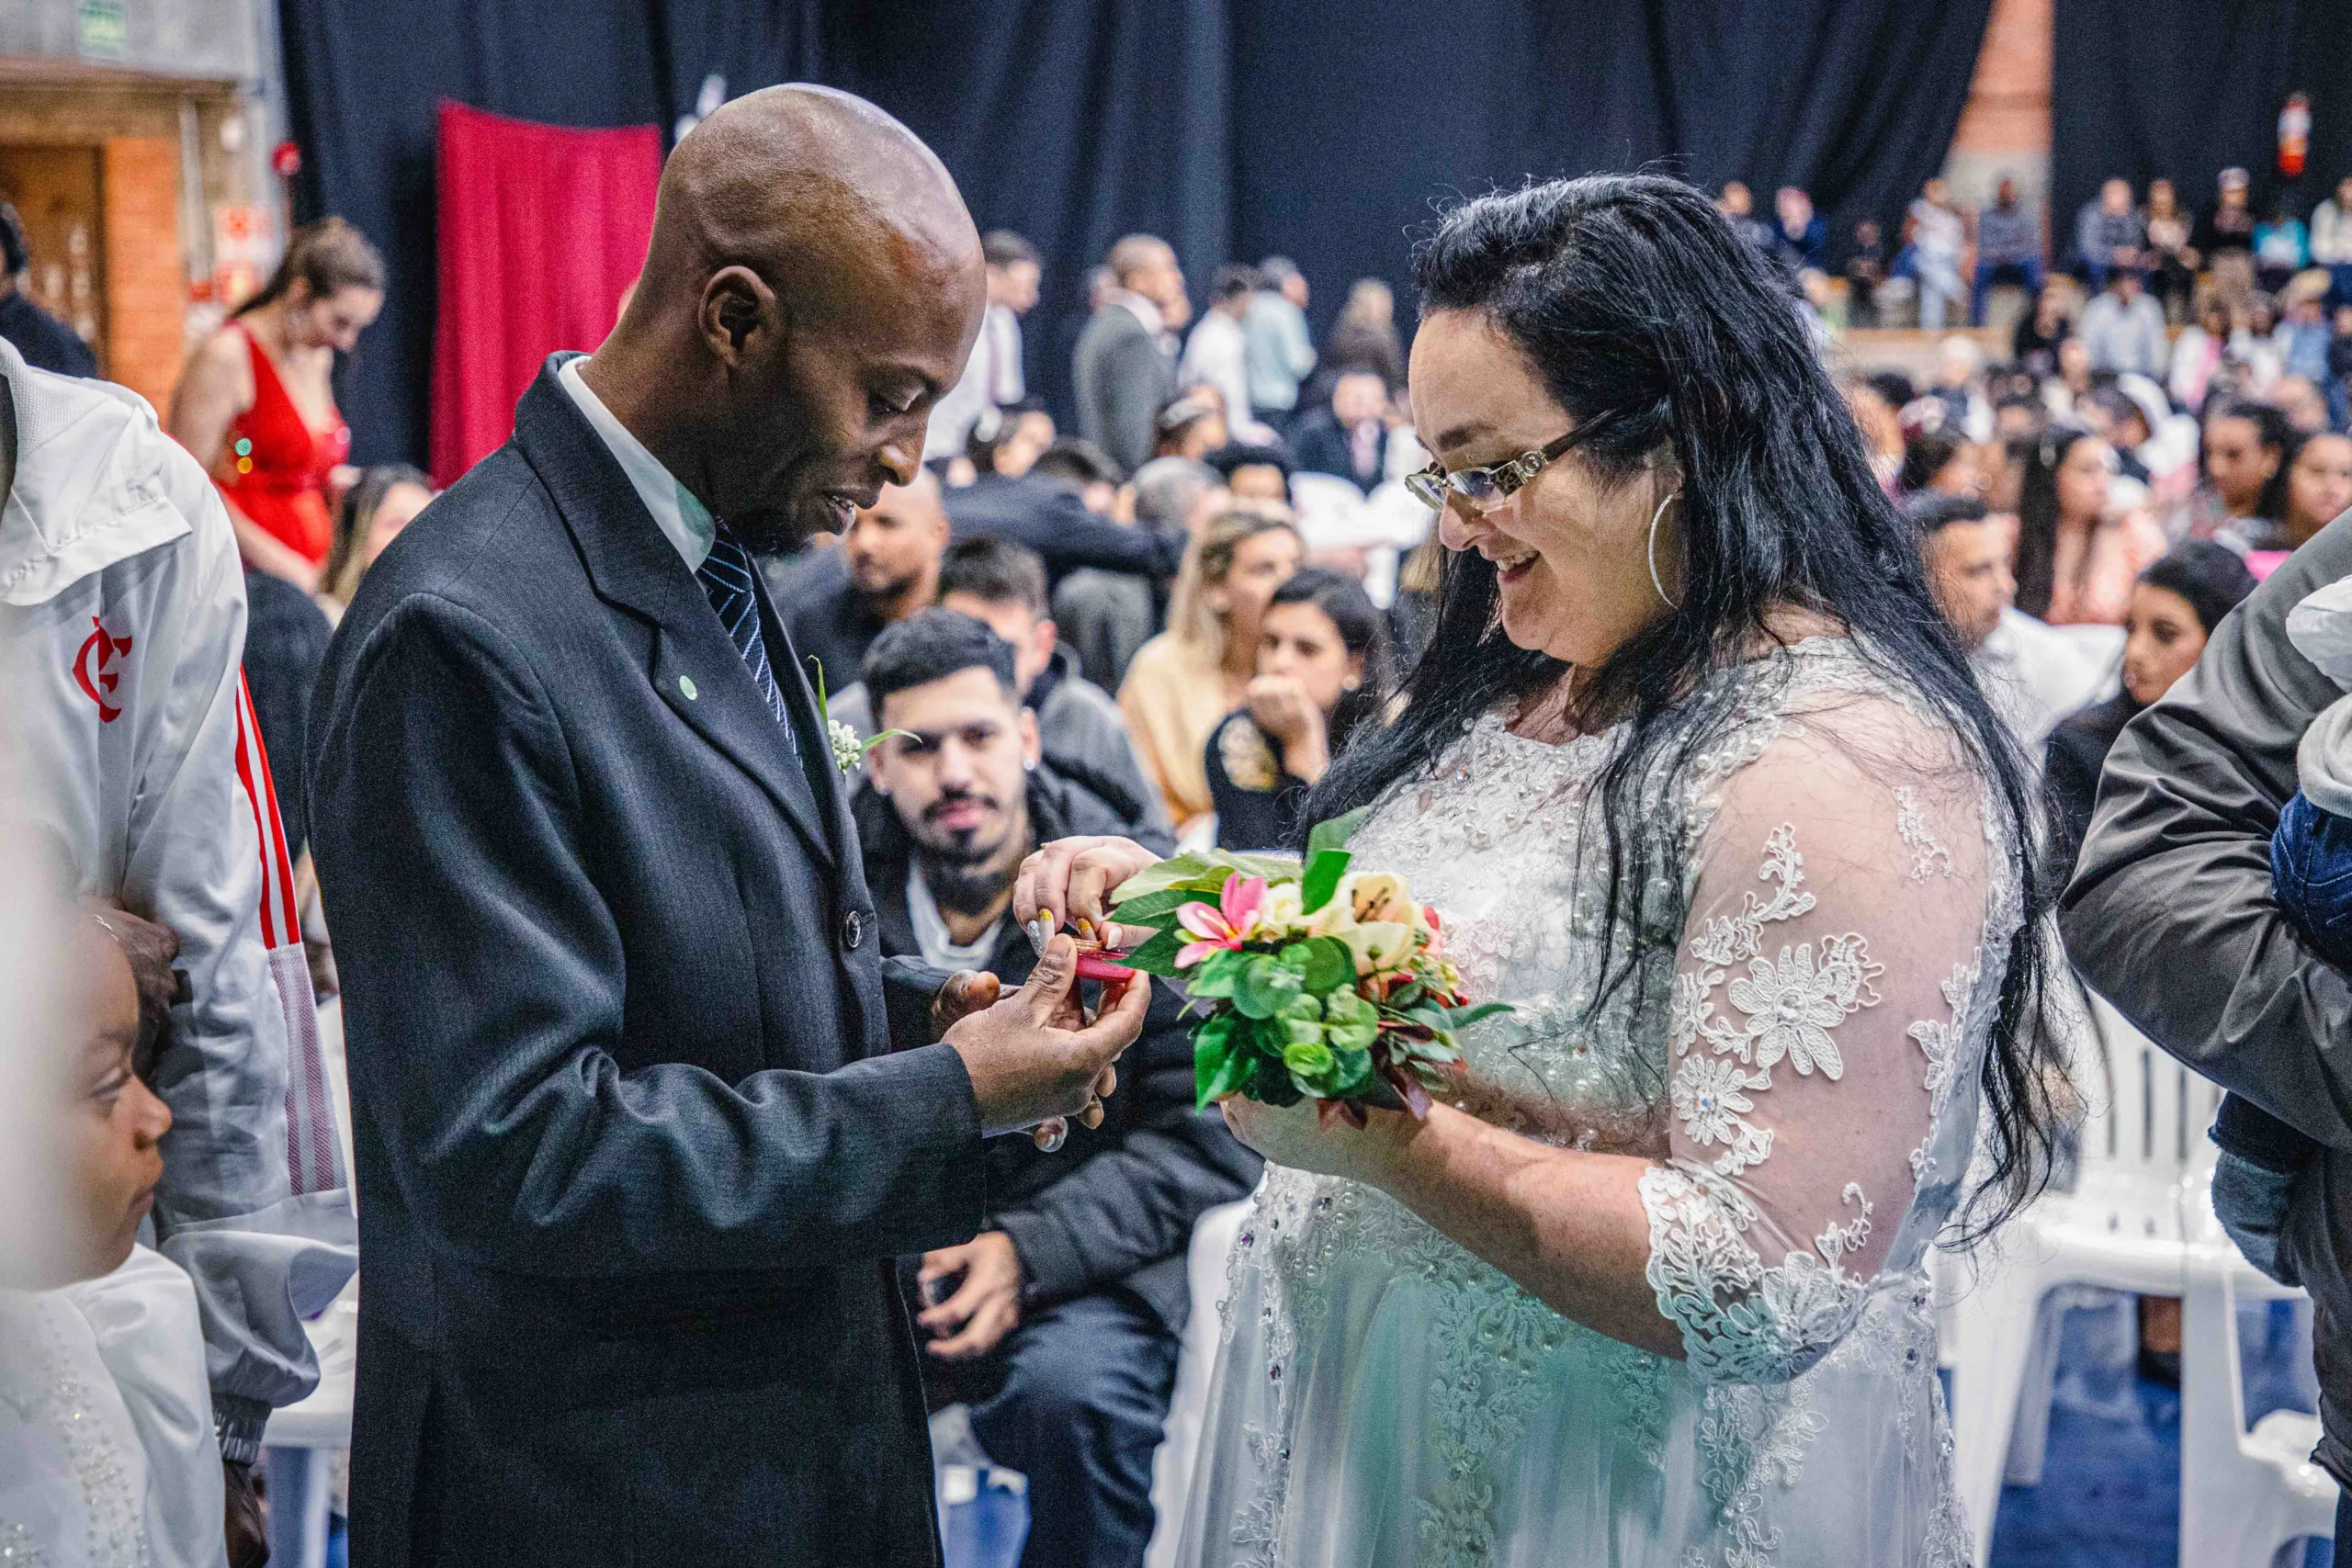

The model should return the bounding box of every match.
[74,615,132,722]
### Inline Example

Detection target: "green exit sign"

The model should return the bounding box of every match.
[78,0,128,60]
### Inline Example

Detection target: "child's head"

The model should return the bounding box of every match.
[60,908,174,1285]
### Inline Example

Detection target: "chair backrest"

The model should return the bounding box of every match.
[2077,983,2223,1184]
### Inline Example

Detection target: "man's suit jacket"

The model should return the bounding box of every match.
[1288,409,1388,493]
[308,355,986,1568]
[942,472,1183,585]
[1073,303,1175,476]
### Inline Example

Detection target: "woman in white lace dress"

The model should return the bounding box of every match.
[1018,175,2064,1567]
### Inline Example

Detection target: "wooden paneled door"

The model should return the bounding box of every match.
[0,136,183,408]
[99,137,183,410]
[0,143,107,370]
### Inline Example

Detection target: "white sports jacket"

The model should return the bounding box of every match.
[0,337,355,1455]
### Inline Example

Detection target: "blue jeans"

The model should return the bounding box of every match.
[1972,258,2044,324]
[963,1290,1181,1568]
[2272,790,2352,965]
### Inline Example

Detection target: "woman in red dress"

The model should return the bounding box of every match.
[170,218,384,591]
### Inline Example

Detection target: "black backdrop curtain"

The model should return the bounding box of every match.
[2052,0,2352,267]
[282,0,1991,468]
[1232,0,1993,346]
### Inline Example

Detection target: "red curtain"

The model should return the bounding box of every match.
[430,101,662,486]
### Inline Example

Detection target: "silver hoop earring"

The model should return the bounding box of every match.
[1647,491,1681,609]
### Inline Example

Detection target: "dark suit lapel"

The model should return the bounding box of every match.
[513,354,836,870]
[752,564,865,869]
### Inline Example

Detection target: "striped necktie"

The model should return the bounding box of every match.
[695,525,801,762]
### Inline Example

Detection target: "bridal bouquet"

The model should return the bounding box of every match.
[1099,812,1507,1121]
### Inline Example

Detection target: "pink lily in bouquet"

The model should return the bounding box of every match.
[1175,874,1266,967]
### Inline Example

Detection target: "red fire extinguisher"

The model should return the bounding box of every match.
[2281,92,2311,180]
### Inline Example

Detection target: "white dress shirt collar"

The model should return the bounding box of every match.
[558,353,716,571]
[1107,288,1166,339]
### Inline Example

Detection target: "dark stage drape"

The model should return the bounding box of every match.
[820,0,1233,433]
[1232,0,1993,347]
[278,0,671,466]
[282,0,1990,470]
[2052,0,2352,268]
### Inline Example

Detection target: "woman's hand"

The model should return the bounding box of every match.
[1221,1094,1414,1187]
[1246,674,1317,744]
[1013,835,1161,949]
[1247,674,1330,782]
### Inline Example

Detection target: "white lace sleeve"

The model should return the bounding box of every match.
[1640,702,1993,1384]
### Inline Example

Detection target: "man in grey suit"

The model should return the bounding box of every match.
[307,86,1147,1568]
[1073,234,1185,475]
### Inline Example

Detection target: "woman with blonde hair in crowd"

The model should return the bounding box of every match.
[1116,508,1302,831]
[317,463,435,619]
[169,217,386,592]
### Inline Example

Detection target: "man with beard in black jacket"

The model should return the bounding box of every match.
[854,609,1259,1568]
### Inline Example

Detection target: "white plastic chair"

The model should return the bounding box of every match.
[1943,986,2332,1568]
[1143,1199,1250,1568]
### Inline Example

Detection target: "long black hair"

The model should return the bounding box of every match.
[1266,566,1392,750]
[2014,423,2092,620]
[2206,398,2294,522]
[1302,175,2062,1235]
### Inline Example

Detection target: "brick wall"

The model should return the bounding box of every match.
[101,135,181,411]
[1946,0,2054,210]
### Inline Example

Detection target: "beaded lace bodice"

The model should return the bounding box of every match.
[1210,639,2018,1567]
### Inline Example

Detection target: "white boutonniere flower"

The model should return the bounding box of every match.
[808,659,909,778]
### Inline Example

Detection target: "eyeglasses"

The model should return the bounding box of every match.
[1403,415,1613,515]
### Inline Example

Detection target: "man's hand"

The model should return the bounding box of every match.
[933,968,1093,1149]
[931,969,1001,1037]
[917,1231,1023,1359]
[945,935,1147,1136]
[224,1457,267,1567]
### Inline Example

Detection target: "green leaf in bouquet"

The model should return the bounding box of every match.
[1117,926,1189,976]
[1250,1049,1305,1106]
[1193,1014,1252,1108]
[1306,807,1370,859]
[1281,1035,1336,1080]
[1109,886,1216,924]
[1299,848,1352,914]
[1234,953,1305,1019]
[1185,949,1250,1000]
[1323,989,1380,1053]
[1329,1045,1375,1096]
[1113,850,1300,903]
[1280,937,1355,997]
[1111,853,1206,902]
[1442,1000,1515,1029]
